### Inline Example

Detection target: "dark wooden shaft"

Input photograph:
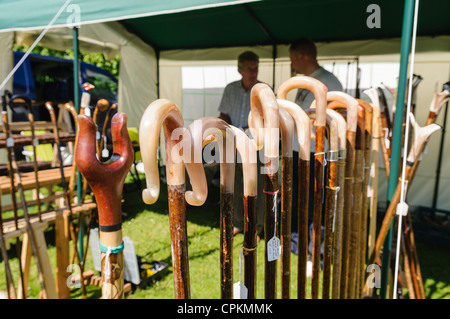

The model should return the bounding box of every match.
[280,156,293,299]
[297,158,310,299]
[311,125,325,299]
[339,131,356,299]
[243,195,258,299]
[168,184,190,299]
[264,172,278,299]
[220,191,234,299]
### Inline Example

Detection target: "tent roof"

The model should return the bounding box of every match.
[1,0,449,51]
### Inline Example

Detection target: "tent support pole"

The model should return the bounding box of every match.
[380,0,415,299]
[73,26,84,261]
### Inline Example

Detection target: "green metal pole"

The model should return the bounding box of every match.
[73,26,85,261]
[380,0,416,299]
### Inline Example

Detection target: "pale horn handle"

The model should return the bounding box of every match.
[277,75,327,127]
[277,99,311,161]
[406,113,441,163]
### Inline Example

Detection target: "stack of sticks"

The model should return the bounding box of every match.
[139,74,449,300]
[0,91,119,299]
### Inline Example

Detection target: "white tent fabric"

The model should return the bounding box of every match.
[11,21,158,129]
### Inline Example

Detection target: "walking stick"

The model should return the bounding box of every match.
[139,99,207,299]
[277,76,328,299]
[357,99,373,298]
[8,95,42,221]
[229,125,258,298]
[1,94,48,297]
[251,106,294,299]
[186,117,236,298]
[276,99,311,299]
[363,88,383,296]
[248,83,280,299]
[75,112,133,299]
[305,109,339,299]
[367,114,441,269]
[324,91,358,299]
[45,102,87,298]
[64,103,79,202]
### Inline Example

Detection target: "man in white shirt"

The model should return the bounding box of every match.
[288,38,343,274]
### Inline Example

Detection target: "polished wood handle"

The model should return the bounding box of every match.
[75,112,134,228]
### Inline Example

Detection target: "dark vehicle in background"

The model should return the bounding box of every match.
[11,51,118,122]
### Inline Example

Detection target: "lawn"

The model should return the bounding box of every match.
[0,172,448,299]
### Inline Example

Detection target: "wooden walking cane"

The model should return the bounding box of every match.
[367,114,441,270]
[64,103,79,202]
[363,88,383,297]
[229,125,258,298]
[186,117,236,298]
[324,91,358,299]
[248,83,280,299]
[276,99,311,299]
[45,102,87,298]
[8,96,43,221]
[139,99,207,299]
[1,94,48,297]
[75,112,133,299]
[251,107,294,298]
[277,75,328,299]
[329,101,365,299]
[356,99,373,298]
[305,109,339,299]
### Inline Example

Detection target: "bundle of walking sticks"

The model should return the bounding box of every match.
[138,75,449,299]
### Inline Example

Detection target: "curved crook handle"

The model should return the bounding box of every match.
[324,91,358,133]
[249,83,280,162]
[75,112,134,227]
[406,113,441,163]
[429,87,450,114]
[363,88,381,109]
[277,75,327,127]
[277,99,311,161]
[305,108,338,153]
[139,99,207,206]
[279,106,294,157]
[230,126,258,197]
[186,117,236,194]
[325,109,347,151]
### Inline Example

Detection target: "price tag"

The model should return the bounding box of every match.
[33,137,39,147]
[233,281,248,299]
[396,201,409,216]
[6,137,14,147]
[267,236,281,262]
[84,108,91,117]
[96,131,101,140]
[102,135,109,158]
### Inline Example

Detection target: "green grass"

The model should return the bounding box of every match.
[0,173,448,299]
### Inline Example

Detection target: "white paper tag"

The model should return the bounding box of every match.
[396,201,409,216]
[6,137,14,147]
[96,131,101,140]
[233,281,248,299]
[102,135,109,158]
[367,185,373,198]
[33,137,39,147]
[267,236,281,262]
[84,108,91,117]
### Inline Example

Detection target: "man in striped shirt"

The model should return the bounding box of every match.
[218,51,263,239]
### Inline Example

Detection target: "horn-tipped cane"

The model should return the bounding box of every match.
[305,109,339,299]
[185,117,236,298]
[75,112,134,299]
[324,91,358,299]
[139,99,207,298]
[276,99,311,299]
[277,76,328,299]
[229,125,258,298]
[248,83,280,299]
